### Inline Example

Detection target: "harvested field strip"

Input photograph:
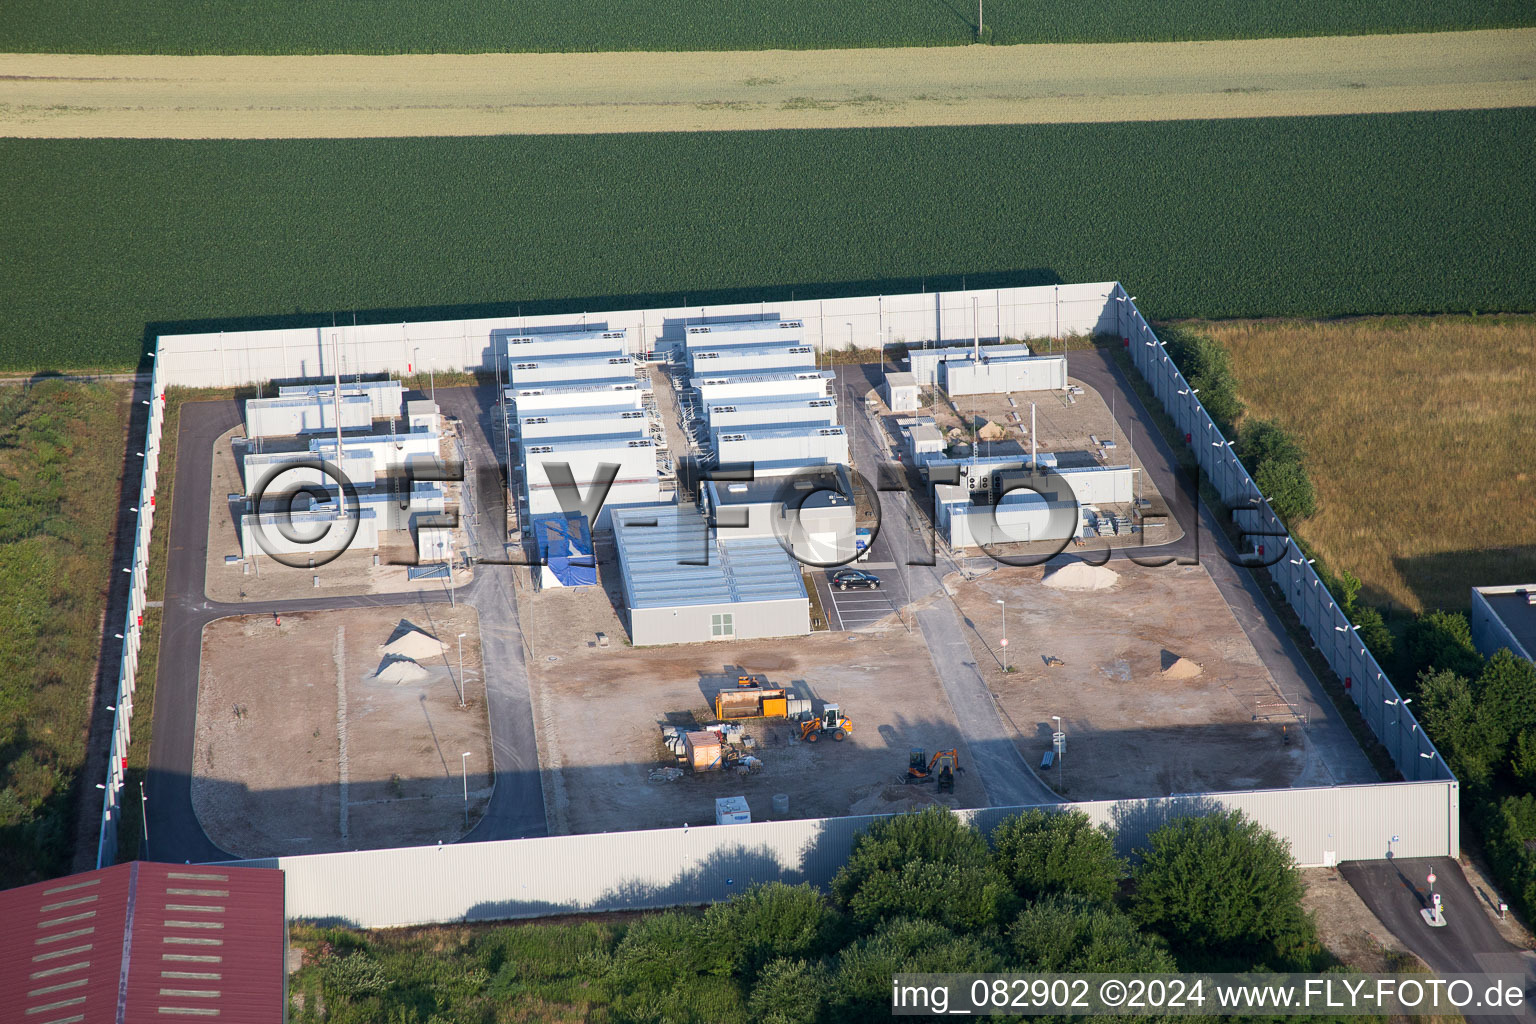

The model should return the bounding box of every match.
[3,0,1533,54]
[4,31,1534,138]
[1205,316,1536,614]
[2,108,1534,371]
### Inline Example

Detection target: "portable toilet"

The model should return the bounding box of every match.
[715,796,751,825]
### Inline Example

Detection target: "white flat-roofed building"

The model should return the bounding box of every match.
[683,318,806,349]
[508,353,637,387]
[694,370,835,404]
[278,379,404,420]
[501,327,629,360]
[883,371,919,412]
[908,342,1036,387]
[688,342,815,377]
[714,424,849,469]
[706,396,838,432]
[508,381,647,413]
[517,407,650,441]
[940,352,1068,395]
[521,434,658,492]
[245,394,372,438]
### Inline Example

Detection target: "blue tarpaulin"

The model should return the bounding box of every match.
[533,512,596,587]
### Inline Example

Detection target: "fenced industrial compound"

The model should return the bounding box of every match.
[96,282,1457,925]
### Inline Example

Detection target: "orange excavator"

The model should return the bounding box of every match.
[903,748,961,791]
[798,704,852,743]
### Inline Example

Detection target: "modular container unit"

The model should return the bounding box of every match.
[706,396,838,432]
[688,343,815,377]
[714,425,849,468]
[715,796,752,825]
[240,506,380,559]
[279,379,404,420]
[308,431,441,469]
[416,525,454,564]
[940,353,1068,395]
[694,370,835,404]
[508,381,647,414]
[883,371,919,412]
[518,407,650,441]
[1052,465,1135,505]
[245,394,372,438]
[903,422,945,460]
[508,353,637,387]
[502,328,628,361]
[243,448,376,495]
[521,435,657,491]
[936,486,1083,549]
[524,478,666,530]
[908,343,1035,387]
[405,399,440,434]
[683,318,806,349]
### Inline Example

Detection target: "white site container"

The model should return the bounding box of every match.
[714,425,849,468]
[908,343,1034,387]
[706,397,838,431]
[502,328,628,360]
[240,506,380,559]
[715,796,752,825]
[309,432,440,474]
[883,371,919,412]
[518,407,650,441]
[509,382,646,414]
[416,525,454,564]
[524,477,666,529]
[1055,465,1135,505]
[243,448,376,495]
[279,379,405,420]
[688,343,815,376]
[245,394,372,438]
[508,354,636,386]
[694,370,835,404]
[684,319,805,349]
[405,399,440,434]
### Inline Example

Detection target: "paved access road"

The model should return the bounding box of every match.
[1343,858,1536,1024]
[3,30,1533,138]
[144,390,545,865]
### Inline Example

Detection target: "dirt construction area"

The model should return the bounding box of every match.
[522,573,986,835]
[946,558,1323,801]
[2,30,1532,138]
[192,604,488,858]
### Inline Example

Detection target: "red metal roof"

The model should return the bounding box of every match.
[0,861,286,1024]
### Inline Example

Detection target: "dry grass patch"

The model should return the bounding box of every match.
[1200,316,1536,612]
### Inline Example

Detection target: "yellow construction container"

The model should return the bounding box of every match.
[761,697,787,718]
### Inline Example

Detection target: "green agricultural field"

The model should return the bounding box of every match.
[2,0,1532,54]
[2,108,1533,371]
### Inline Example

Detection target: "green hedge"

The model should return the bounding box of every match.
[3,0,1533,54]
[3,108,1533,371]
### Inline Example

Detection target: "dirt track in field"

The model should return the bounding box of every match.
[2,30,1532,138]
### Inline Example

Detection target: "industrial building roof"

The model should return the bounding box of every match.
[508,379,646,397]
[694,369,834,386]
[713,424,845,442]
[1477,585,1536,659]
[523,434,653,453]
[706,465,851,507]
[0,861,286,1024]
[612,506,808,609]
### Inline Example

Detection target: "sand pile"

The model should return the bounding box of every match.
[375,657,429,684]
[1162,657,1203,680]
[1042,562,1119,591]
[379,628,446,660]
[978,421,1008,441]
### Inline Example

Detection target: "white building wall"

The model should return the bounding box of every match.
[689,344,815,376]
[309,432,440,470]
[683,319,807,349]
[518,408,650,441]
[522,439,657,490]
[1054,465,1135,505]
[705,397,836,430]
[525,478,666,529]
[502,328,628,360]
[508,356,635,386]
[278,380,404,420]
[240,508,380,558]
[157,283,1122,388]
[943,496,1083,549]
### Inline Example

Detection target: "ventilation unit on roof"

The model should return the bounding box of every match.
[817,428,842,436]
[603,331,623,339]
[715,406,736,413]
[720,434,746,442]
[727,484,749,493]
[781,321,803,329]
[607,357,629,364]
[622,411,644,419]
[526,417,548,424]
[790,346,812,353]
[627,440,651,448]
[697,352,718,358]
[811,400,832,407]
[516,362,537,370]
[529,446,553,454]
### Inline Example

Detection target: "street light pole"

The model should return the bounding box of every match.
[1052,714,1064,789]
[140,782,149,856]
[996,598,1007,672]
[461,752,471,828]
[457,632,467,709]
[430,357,436,404]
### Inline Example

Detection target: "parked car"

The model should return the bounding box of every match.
[831,569,881,591]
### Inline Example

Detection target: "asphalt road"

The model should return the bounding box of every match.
[1343,858,1536,1023]
[144,391,545,865]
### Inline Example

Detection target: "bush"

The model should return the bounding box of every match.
[605,911,709,995]
[748,958,831,1024]
[843,858,1017,932]
[700,883,834,981]
[1405,610,1483,679]
[1010,895,1176,972]
[1351,605,1394,659]
[1253,455,1318,522]
[991,809,1125,904]
[1417,668,1499,787]
[832,806,991,906]
[831,918,1004,1022]
[1162,326,1244,433]
[1130,811,1316,968]
[1473,649,1536,757]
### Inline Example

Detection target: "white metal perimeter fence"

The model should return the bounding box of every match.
[232,782,1457,930]
[1111,285,1453,784]
[95,359,167,868]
